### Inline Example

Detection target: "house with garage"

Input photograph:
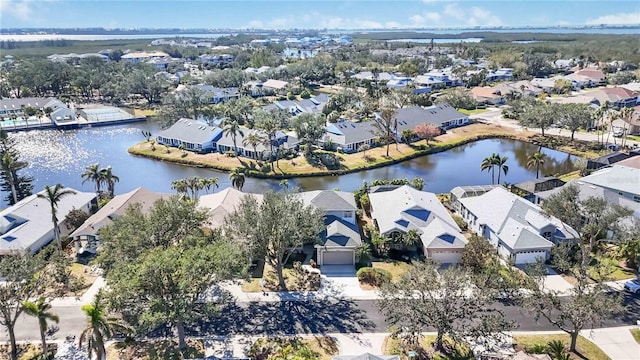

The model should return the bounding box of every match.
[298,190,362,266]
[156,118,222,153]
[458,187,578,264]
[0,187,97,255]
[369,185,468,264]
[70,187,171,254]
[322,120,378,153]
[471,86,505,105]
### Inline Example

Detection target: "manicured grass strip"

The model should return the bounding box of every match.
[513,334,610,360]
[372,260,411,282]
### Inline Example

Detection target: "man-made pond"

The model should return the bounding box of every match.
[4,122,578,206]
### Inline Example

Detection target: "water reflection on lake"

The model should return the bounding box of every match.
[4,122,578,206]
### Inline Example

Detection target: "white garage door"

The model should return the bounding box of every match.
[515,251,547,264]
[323,251,354,265]
[430,251,462,264]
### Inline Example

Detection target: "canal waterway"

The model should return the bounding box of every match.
[4,122,578,206]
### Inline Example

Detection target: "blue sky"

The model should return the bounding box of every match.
[1,0,639,29]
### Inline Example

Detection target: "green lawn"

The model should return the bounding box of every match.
[241,264,320,292]
[559,170,581,182]
[588,257,637,282]
[107,339,204,360]
[383,335,472,359]
[513,334,610,360]
[458,108,490,115]
[626,135,640,142]
[630,329,640,344]
[372,260,411,282]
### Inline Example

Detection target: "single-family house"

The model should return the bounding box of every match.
[70,187,171,254]
[511,177,566,204]
[486,68,513,82]
[0,188,97,255]
[449,185,501,213]
[121,51,170,64]
[537,180,640,240]
[386,77,412,89]
[579,161,640,202]
[458,187,579,264]
[191,85,240,104]
[261,79,289,94]
[322,120,378,153]
[589,87,639,109]
[369,185,468,264]
[376,104,468,142]
[198,188,264,229]
[298,190,361,265]
[156,118,223,153]
[471,86,505,105]
[494,81,543,99]
[198,53,234,65]
[566,68,606,87]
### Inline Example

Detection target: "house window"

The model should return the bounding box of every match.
[343,211,352,218]
[634,196,640,203]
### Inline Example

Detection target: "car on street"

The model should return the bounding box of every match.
[624,278,640,293]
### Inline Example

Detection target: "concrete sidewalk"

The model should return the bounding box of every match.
[580,326,640,360]
[49,276,105,307]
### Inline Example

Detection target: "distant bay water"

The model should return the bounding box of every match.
[0,27,638,42]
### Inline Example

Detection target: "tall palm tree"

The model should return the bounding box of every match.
[527,151,546,179]
[80,292,127,360]
[229,168,246,191]
[242,132,266,160]
[184,176,204,199]
[480,153,498,184]
[171,179,188,196]
[257,118,279,168]
[22,297,59,355]
[1,153,18,205]
[37,184,76,251]
[100,166,119,198]
[223,119,244,155]
[619,107,634,148]
[81,163,103,195]
[495,154,509,184]
[200,177,219,194]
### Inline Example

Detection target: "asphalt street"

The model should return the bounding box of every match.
[4,293,640,342]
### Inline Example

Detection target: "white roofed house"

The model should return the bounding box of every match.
[458,187,578,264]
[156,119,223,153]
[322,120,378,153]
[298,190,362,266]
[0,188,97,255]
[375,104,468,143]
[369,185,468,264]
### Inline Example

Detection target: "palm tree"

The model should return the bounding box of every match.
[184,176,204,199]
[100,166,119,199]
[400,229,421,250]
[527,151,546,179]
[22,297,59,355]
[38,184,76,251]
[229,168,246,191]
[495,154,509,184]
[200,177,219,194]
[480,153,498,184]
[223,119,244,155]
[619,107,634,148]
[171,179,188,196]
[80,292,127,360]
[1,153,18,205]
[81,163,103,195]
[256,118,279,168]
[242,132,266,160]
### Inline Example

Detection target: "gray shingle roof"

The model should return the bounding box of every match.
[320,215,362,248]
[579,164,640,196]
[324,121,378,145]
[377,104,467,132]
[198,188,264,229]
[156,119,222,145]
[71,187,171,238]
[298,190,357,211]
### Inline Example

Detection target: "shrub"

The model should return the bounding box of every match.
[525,343,547,354]
[452,215,468,231]
[300,89,312,99]
[260,164,272,173]
[357,267,391,286]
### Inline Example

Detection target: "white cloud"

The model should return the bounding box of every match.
[0,0,35,21]
[586,12,640,25]
[469,6,503,27]
[444,3,465,20]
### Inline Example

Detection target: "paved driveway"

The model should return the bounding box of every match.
[541,267,575,294]
[580,326,640,360]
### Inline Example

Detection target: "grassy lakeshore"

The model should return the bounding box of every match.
[128,123,602,179]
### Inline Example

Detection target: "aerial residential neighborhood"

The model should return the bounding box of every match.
[1,1,640,360]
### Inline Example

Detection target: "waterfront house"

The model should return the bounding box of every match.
[369,185,468,264]
[0,97,67,120]
[449,185,501,214]
[298,190,361,265]
[321,120,378,153]
[216,128,298,159]
[70,187,171,254]
[587,151,631,170]
[376,104,468,142]
[156,118,223,153]
[0,187,97,255]
[458,187,578,264]
[578,159,640,202]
